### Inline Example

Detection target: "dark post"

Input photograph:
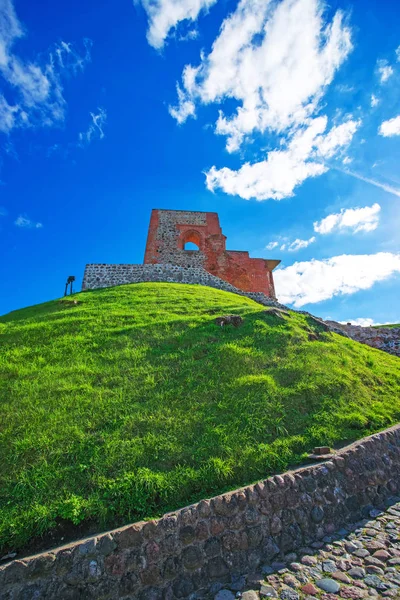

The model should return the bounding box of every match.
[64,276,76,296]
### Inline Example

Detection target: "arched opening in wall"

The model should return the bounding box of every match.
[184,241,200,251]
[180,230,203,251]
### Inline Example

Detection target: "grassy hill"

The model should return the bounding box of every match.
[1,283,400,554]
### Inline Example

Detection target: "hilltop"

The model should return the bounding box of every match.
[0,283,399,555]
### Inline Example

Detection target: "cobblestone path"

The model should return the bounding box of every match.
[213,501,400,600]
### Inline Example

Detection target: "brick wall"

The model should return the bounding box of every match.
[143,210,279,297]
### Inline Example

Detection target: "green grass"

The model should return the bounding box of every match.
[373,323,400,328]
[1,283,399,553]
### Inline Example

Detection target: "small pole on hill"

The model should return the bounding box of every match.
[64,275,76,296]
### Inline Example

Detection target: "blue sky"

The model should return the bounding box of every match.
[0,0,399,324]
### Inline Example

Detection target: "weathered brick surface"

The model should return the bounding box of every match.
[143,209,280,297]
[2,426,400,599]
[82,209,280,298]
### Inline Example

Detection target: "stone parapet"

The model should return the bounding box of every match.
[1,425,400,599]
[81,263,280,306]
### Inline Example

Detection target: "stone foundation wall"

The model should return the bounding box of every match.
[81,264,280,306]
[326,322,400,358]
[2,425,400,600]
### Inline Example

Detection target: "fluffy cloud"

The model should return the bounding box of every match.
[379,115,400,137]
[340,317,375,327]
[313,203,381,234]
[14,215,43,229]
[275,252,400,307]
[170,0,352,152]
[377,60,394,83]
[287,236,316,251]
[0,0,91,134]
[339,317,393,327]
[78,108,107,145]
[315,119,361,158]
[137,0,217,49]
[206,116,360,201]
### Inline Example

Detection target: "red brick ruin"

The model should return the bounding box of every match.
[144,209,280,298]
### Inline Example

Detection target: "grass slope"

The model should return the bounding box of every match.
[1,283,400,553]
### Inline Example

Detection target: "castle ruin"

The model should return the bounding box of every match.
[82,209,280,298]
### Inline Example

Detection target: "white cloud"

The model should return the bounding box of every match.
[170,0,352,152]
[379,115,400,137]
[338,317,392,327]
[206,116,360,201]
[53,39,92,74]
[78,108,107,145]
[169,84,196,123]
[396,45,400,62]
[315,119,361,158]
[275,252,400,307]
[178,28,199,42]
[340,317,375,327]
[268,237,315,252]
[14,215,43,229]
[313,203,381,235]
[206,117,328,200]
[371,94,379,107]
[377,60,394,83]
[287,236,316,251]
[0,94,19,133]
[0,0,91,134]
[342,156,352,165]
[266,241,279,250]
[137,0,217,49]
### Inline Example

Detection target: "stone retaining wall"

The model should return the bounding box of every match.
[2,425,400,600]
[325,321,400,358]
[81,264,280,306]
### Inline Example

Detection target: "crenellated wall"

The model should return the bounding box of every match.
[1,425,400,600]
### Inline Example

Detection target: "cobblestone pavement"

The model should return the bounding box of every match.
[213,501,400,600]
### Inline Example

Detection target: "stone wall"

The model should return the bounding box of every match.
[145,210,208,268]
[2,425,400,600]
[143,209,279,296]
[81,263,280,307]
[325,322,400,358]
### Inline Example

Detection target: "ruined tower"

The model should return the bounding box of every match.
[144,209,280,297]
